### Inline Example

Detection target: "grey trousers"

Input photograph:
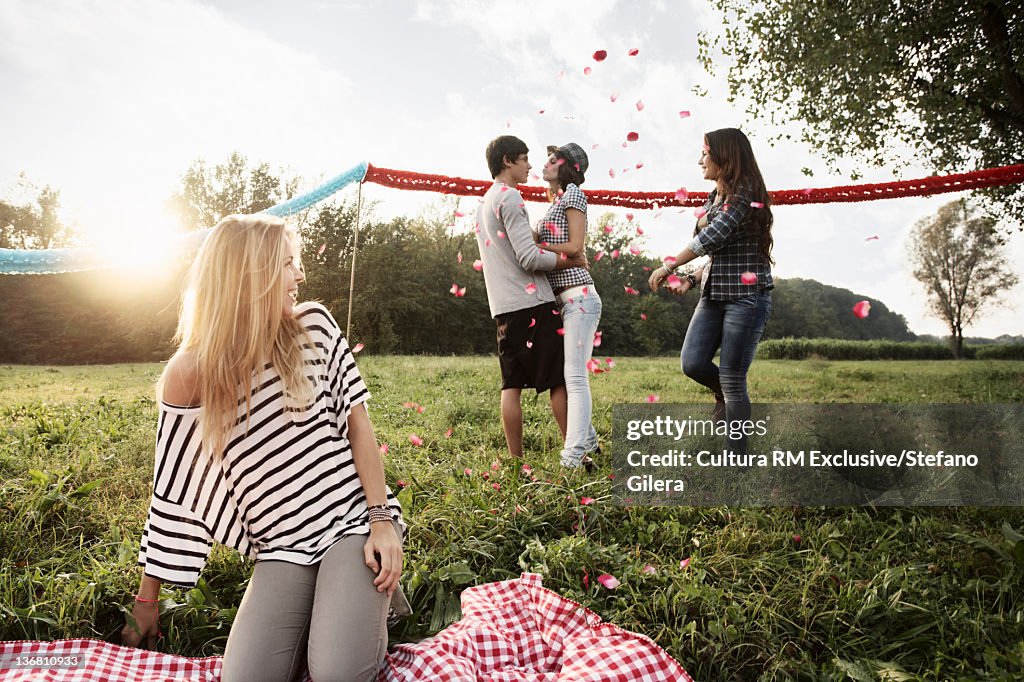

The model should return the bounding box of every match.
[220,532,391,682]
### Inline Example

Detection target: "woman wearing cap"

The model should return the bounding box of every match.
[536,142,601,470]
[647,128,774,456]
[121,214,405,682]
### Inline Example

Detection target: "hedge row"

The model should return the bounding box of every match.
[757,338,1024,360]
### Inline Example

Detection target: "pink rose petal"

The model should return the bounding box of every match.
[597,573,621,589]
[865,235,879,241]
[853,300,871,319]
[646,394,659,403]
[317,243,327,255]
[694,207,707,219]
[740,272,758,285]
[457,251,463,263]
[636,162,644,169]
[594,251,605,261]
[605,358,616,368]
[526,340,533,348]
[680,558,691,569]
[636,227,644,235]
[603,224,613,234]
[642,564,657,575]
[473,259,484,271]
[625,212,634,222]
[666,274,682,288]
[750,201,764,208]
[592,50,607,62]
[626,131,639,142]
[593,331,603,347]
[557,328,566,336]
[627,47,639,57]
[583,66,592,76]
[629,245,641,256]
[582,572,590,589]
[408,434,423,447]
[396,480,408,488]
[640,313,648,321]
[525,282,537,294]
[675,187,689,201]
[492,482,501,491]
[379,442,389,455]
[445,428,453,439]
[608,168,616,178]
[586,358,601,373]
[610,249,620,259]
[678,110,691,118]
[464,467,472,476]
[624,286,639,295]
[580,496,596,505]
[352,343,364,354]
[635,100,644,112]
[610,92,619,103]
[529,317,536,328]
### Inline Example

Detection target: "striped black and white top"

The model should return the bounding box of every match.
[138,302,405,587]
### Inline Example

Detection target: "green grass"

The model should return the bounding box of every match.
[2,358,1024,680]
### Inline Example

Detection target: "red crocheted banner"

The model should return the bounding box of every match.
[363,164,1024,208]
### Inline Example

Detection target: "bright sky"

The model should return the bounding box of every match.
[1,0,1020,337]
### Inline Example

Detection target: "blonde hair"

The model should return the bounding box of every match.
[163,214,314,457]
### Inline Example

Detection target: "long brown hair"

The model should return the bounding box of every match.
[703,128,774,264]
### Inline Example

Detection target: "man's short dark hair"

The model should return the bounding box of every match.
[485,136,529,179]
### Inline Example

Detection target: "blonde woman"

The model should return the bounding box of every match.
[122,215,405,682]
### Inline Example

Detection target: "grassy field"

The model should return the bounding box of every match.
[1,357,1023,681]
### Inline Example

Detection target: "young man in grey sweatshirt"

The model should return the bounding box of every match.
[476,135,588,458]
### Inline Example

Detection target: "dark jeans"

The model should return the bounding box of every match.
[680,291,772,454]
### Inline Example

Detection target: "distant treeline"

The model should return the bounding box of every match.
[0,204,1014,364]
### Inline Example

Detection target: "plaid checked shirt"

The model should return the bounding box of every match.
[538,183,594,292]
[687,183,774,300]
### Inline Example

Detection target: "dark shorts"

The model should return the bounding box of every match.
[495,301,565,393]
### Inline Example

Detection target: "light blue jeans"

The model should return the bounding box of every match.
[558,286,602,466]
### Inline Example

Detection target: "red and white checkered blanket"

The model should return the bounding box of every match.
[0,573,691,681]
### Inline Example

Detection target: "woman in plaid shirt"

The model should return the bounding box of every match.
[647,128,774,455]
[536,142,601,470]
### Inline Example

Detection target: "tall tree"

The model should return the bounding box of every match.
[168,152,302,231]
[0,178,73,249]
[907,200,1018,358]
[699,0,1024,229]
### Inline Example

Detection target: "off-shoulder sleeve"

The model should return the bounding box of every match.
[138,407,213,587]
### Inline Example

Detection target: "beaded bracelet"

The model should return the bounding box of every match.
[367,504,392,524]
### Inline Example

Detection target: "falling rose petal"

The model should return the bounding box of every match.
[741,272,758,285]
[580,496,596,505]
[594,251,605,261]
[457,251,463,263]
[492,482,501,491]
[694,207,707,219]
[408,434,424,447]
[592,143,600,150]
[635,100,645,112]
[610,92,619,102]
[379,443,389,455]
[552,309,560,315]
[352,343,365,354]
[675,187,689,201]
[679,110,691,118]
[530,172,540,181]
[593,331,603,347]
[865,235,880,241]
[667,274,682,288]
[497,231,506,239]
[662,256,677,267]
[853,300,871,319]
[646,394,660,403]
[526,340,533,349]
[624,286,639,295]
[640,313,648,321]
[455,210,465,218]
[636,162,644,169]
[626,131,640,142]
[445,428,453,439]
[625,212,634,222]
[485,239,492,247]
[750,201,764,208]
[593,49,607,61]
[642,266,652,271]
[605,358,616,368]
[636,227,644,235]
[529,317,536,328]
[450,283,460,295]
[586,358,600,372]
[611,249,620,259]
[597,574,621,589]
[525,282,537,294]
[557,328,566,336]
[583,66,592,76]
[473,259,484,272]
[582,286,589,294]
[608,168,616,178]
[538,109,545,115]
[627,47,639,56]
[317,243,327,255]
[802,187,813,196]
[680,558,691,569]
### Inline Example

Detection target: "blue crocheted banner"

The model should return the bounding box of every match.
[0,162,368,274]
